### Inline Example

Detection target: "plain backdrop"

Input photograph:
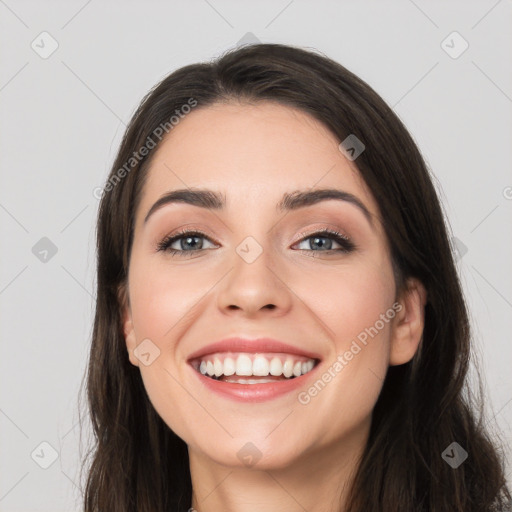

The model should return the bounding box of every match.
[1,1,511,510]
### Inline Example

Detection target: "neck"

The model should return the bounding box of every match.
[188,418,370,512]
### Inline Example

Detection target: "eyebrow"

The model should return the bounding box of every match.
[143,188,373,227]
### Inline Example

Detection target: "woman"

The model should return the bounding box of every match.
[80,43,511,511]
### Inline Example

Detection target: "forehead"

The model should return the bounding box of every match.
[136,101,379,222]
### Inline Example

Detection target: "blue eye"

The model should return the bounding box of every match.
[294,229,356,255]
[157,228,355,257]
[157,230,216,255]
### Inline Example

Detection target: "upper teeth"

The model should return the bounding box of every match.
[196,353,316,379]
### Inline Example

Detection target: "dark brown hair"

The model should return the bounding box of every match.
[79,43,511,511]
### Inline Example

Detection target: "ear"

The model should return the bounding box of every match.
[118,282,140,367]
[389,277,427,366]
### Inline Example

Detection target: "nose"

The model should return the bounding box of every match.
[216,246,293,318]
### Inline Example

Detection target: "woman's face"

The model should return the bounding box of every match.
[122,101,418,470]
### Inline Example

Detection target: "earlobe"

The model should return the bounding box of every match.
[123,316,140,367]
[118,283,140,368]
[389,278,427,366]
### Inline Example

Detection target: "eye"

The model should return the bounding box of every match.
[293,229,356,254]
[156,228,356,257]
[157,230,217,256]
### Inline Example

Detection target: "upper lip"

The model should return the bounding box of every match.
[187,337,322,362]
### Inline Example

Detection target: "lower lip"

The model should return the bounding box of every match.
[190,364,320,402]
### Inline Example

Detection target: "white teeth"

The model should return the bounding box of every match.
[214,357,223,377]
[223,357,236,376]
[236,354,252,376]
[283,359,294,378]
[269,357,282,376]
[252,356,269,376]
[196,353,317,380]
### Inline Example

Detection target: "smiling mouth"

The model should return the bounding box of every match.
[190,352,320,384]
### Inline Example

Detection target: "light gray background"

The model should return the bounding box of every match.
[1,1,511,510]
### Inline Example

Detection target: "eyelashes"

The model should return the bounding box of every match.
[294,228,356,255]
[156,228,356,257]
[157,229,214,255]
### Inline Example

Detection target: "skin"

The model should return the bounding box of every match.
[121,101,427,512]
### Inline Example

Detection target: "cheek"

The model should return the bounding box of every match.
[128,257,205,340]
[310,258,394,336]
[291,263,396,443]
[303,258,395,380]
[127,258,209,440]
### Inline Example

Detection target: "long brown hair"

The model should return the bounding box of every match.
[79,43,511,511]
